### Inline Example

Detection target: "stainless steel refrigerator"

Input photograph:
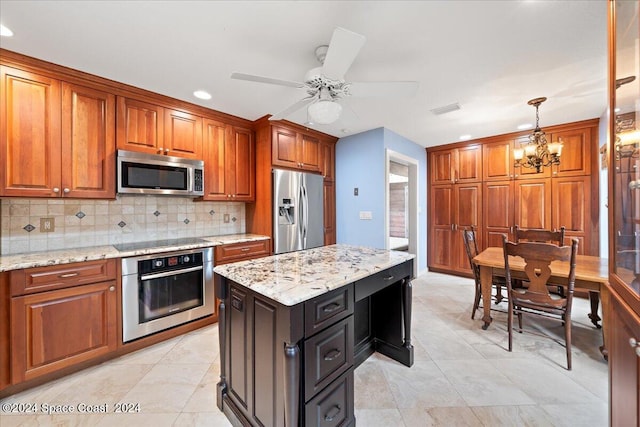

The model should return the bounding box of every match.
[273,168,324,254]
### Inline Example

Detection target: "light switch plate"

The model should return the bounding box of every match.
[359,211,372,220]
[223,214,230,223]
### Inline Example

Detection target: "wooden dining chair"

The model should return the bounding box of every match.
[502,235,579,370]
[462,226,507,319]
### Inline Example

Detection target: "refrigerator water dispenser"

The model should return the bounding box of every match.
[278,198,295,225]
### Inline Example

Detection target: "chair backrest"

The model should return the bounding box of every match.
[462,226,480,278]
[514,225,565,246]
[502,235,578,307]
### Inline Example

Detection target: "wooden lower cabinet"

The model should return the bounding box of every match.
[11,280,117,383]
[214,239,270,265]
[609,288,640,426]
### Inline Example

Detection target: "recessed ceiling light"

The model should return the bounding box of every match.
[459,134,471,140]
[0,25,14,37]
[193,90,212,100]
[341,129,349,133]
[517,123,533,130]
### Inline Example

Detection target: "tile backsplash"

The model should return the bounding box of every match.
[0,196,246,255]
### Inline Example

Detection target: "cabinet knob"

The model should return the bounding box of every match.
[63,188,70,194]
[157,149,163,154]
[109,286,115,292]
[227,194,231,198]
[53,187,60,193]
[164,148,169,153]
[630,338,640,357]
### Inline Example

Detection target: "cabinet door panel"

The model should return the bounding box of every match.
[454,183,481,272]
[553,176,591,255]
[203,119,227,199]
[551,128,591,177]
[483,140,514,181]
[324,180,336,245]
[514,178,551,230]
[230,125,254,200]
[300,133,321,172]
[430,151,454,184]
[483,181,514,247]
[1,66,61,197]
[456,145,482,182]
[322,141,335,180]
[272,126,298,169]
[429,186,454,269]
[11,281,117,382]
[61,83,115,198]
[116,97,163,154]
[164,109,202,159]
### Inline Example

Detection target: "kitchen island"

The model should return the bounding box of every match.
[213,244,415,427]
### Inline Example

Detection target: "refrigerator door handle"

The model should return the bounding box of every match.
[298,180,305,247]
[302,182,309,245]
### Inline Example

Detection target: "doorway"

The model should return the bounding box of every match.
[385,150,419,277]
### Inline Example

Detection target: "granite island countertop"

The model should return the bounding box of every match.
[213,244,415,306]
[0,233,270,272]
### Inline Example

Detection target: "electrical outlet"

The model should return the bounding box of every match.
[354,188,359,196]
[40,217,55,232]
[223,214,230,223]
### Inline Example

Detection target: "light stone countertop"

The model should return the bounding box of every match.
[213,244,415,306]
[0,234,269,272]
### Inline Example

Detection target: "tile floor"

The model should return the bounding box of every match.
[0,272,608,426]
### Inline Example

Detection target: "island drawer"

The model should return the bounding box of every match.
[355,261,412,301]
[10,259,117,296]
[304,367,354,427]
[305,284,354,337]
[304,315,354,401]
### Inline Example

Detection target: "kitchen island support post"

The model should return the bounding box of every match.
[402,278,412,349]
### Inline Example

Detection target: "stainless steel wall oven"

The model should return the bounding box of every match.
[121,247,214,342]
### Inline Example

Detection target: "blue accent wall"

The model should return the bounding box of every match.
[336,127,427,273]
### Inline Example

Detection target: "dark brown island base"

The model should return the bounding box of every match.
[213,244,415,427]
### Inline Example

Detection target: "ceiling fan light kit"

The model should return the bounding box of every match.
[230,27,419,125]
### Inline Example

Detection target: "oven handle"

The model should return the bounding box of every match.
[140,265,203,281]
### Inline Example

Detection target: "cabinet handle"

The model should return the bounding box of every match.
[383,275,395,281]
[59,272,79,278]
[240,247,250,252]
[53,187,60,193]
[322,302,341,313]
[164,148,169,153]
[109,286,115,292]
[324,405,341,422]
[629,338,640,357]
[63,188,70,194]
[323,349,342,361]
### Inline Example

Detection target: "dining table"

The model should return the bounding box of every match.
[473,247,609,357]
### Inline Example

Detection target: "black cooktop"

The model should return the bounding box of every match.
[113,237,206,252]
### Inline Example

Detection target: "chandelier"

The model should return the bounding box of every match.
[513,97,563,173]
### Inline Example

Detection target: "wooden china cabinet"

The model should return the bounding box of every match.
[606,1,640,425]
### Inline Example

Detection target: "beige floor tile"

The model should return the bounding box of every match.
[182,363,220,413]
[400,406,483,427]
[354,408,406,427]
[160,332,219,364]
[471,405,557,427]
[540,402,608,426]
[95,412,179,427]
[354,359,397,409]
[173,411,233,426]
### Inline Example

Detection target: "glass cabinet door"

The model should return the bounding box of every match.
[612,0,640,294]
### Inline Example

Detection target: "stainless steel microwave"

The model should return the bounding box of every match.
[117,150,204,196]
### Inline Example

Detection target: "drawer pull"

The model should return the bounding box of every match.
[383,275,395,281]
[322,302,341,313]
[240,248,250,252]
[58,272,79,278]
[324,405,341,422]
[323,349,342,361]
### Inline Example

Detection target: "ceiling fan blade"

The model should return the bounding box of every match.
[348,81,419,98]
[231,72,304,88]
[321,27,366,80]
[269,97,316,121]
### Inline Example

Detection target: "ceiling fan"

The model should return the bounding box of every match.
[231,27,419,125]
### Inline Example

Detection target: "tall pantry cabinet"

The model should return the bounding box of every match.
[427,118,599,276]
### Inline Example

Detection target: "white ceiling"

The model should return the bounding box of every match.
[0,0,608,148]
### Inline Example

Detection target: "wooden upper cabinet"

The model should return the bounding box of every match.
[324,180,336,245]
[164,108,202,159]
[0,66,61,197]
[430,146,481,184]
[271,125,321,172]
[550,127,591,177]
[0,67,115,198]
[116,97,164,155]
[227,125,254,201]
[61,82,116,198]
[202,118,227,199]
[483,139,515,181]
[483,180,514,247]
[321,140,336,180]
[514,178,552,230]
[202,118,254,201]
